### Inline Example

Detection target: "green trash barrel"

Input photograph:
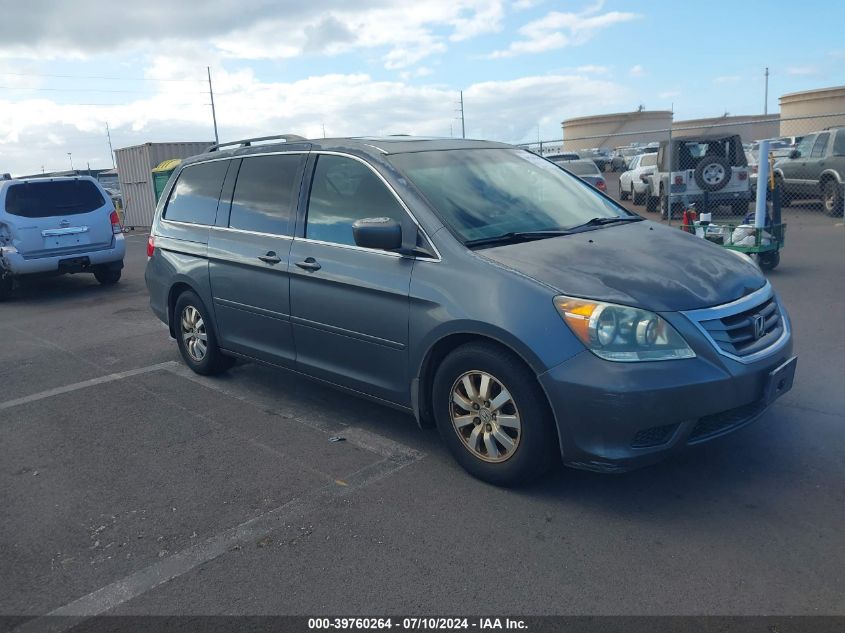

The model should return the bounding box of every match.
[152,159,183,202]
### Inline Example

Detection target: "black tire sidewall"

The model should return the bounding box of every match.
[432,343,557,486]
[174,291,230,375]
[94,267,121,284]
[823,181,844,217]
[694,155,732,192]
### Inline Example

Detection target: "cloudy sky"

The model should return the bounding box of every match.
[0,0,843,175]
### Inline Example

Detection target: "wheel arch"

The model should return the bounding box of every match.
[166,279,204,339]
[412,328,553,431]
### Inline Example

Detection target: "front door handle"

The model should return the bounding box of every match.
[258,251,282,265]
[295,257,321,272]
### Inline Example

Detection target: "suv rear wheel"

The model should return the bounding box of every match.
[93,266,121,285]
[432,342,557,486]
[822,179,844,217]
[174,290,235,375]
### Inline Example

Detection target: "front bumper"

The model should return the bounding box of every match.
[0,235,125,275]
[538,309,794,473]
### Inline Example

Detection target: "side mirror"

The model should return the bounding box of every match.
[352,217,402,251]
[789,149,800,159]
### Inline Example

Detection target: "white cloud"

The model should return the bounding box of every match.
[0,71,627,175]
[629,65,645,77]
[0,1,505,71]
[575,64,609,74]
[713,75,741,83]
[489,3,640,58]
[786,65,819,76]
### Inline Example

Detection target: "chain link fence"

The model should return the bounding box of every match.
[518,112,845,223]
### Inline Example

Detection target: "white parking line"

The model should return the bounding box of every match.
[0,362,178,411]
[14,447,420,632]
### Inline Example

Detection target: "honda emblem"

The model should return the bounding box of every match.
[752,314,766,340]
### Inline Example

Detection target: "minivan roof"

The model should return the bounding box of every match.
[182,136,514,167]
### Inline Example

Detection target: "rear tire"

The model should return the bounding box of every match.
[619,182,629,200]
[174,290,235,376]
[432,342,558,486]
[645,191,658,213]
[93,266,121,285]
[822,179,844,217]
[0,274,12,302]
[632,187,646,206]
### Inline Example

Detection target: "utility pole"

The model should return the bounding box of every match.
[322,123,326,138]
[764,67,769,115]
[207,66,219,145]
[106,122,115,168]
[459,90,466,139]
[67,153,73,171]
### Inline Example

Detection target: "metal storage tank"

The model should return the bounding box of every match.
[561,110,673,152]
[779,85,845,136]
[115,142,212,227]
[673,114,779,143]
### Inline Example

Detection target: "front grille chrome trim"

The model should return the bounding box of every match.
[681,282,791,364]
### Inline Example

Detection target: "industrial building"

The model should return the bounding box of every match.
[115,141,212,228]
[779,85,845,136]
[561,110,673,152]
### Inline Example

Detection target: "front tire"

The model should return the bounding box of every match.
[619,181,629,200]
[432,342,558,486]
[174,290,235,375]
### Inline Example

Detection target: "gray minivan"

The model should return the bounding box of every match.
[0,176,125,299]
[145,135,796,485]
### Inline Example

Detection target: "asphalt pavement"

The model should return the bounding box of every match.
[1,195,844,621]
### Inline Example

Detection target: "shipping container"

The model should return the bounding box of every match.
[114,142,211,227]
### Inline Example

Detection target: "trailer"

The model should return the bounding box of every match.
[114,142,212,228]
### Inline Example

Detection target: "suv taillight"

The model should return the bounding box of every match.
[738,171,748,180]
[674,175,684,185]
[147,235,155,258]
[596,179,607,192]
[109,210,122,234]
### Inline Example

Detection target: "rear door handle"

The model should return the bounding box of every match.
[258,251,282,265]
[295,257,321,272]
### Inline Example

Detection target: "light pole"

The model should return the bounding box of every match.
[67,153,74,171]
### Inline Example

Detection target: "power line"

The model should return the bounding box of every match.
[0,85,207,94]
[0,71,204,83]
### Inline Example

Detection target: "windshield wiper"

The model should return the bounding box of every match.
[565,216,643,230]
[464,230,573,248]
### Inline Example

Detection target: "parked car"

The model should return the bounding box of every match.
[0,176,125,299]
[146,135,795,485]
[619,152,657,205]
[774,127,845,216]
[645,134,752,218]
[556,158,607,192]
[610,147,643,172]
[581,148,612,172]
[546,152,580,162]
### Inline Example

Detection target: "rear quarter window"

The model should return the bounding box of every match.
[164,160,229,225]
[4,180,105,218]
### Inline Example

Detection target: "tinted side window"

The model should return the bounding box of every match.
[306,155,405,246]
[811,133,829,158]
[164,161,229,225]
[795,135,815,158]
[228,154,303,236]
[835,130,845,156]
[5,180,105,218]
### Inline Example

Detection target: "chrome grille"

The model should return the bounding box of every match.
[682,283,789,363]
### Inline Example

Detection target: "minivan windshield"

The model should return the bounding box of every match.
[390,149,629,243]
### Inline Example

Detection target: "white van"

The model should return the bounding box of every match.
[0,176,125,300]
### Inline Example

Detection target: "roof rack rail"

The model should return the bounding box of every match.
[207,134,308,152]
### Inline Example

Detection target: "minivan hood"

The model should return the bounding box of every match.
[479,221,766,312]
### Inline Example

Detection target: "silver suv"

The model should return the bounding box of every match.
[0,176,125,299]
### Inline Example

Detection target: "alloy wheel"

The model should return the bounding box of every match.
[450,370,521,463]
[181,305,208,362]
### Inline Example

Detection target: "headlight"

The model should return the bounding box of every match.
[553,296,696,362]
